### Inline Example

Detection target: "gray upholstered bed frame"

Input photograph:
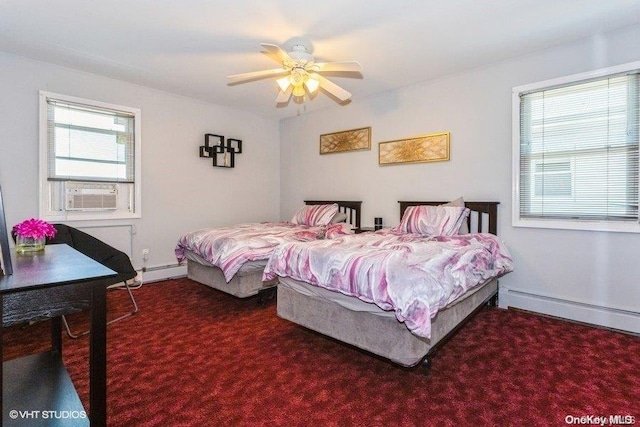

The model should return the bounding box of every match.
[186,200,362,299]
[187,259,275,298]
[276,200,501,368]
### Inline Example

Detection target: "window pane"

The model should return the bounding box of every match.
[47,99,135,183]
[519,72,639,222]
[54,127,126,162]
[534,162,572,197]
[55,158,128,181]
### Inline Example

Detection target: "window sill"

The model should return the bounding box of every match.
[44,211,141,222]
[512,217,640,233]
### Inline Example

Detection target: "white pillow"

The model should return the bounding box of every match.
[330,212,349,224]
[441,197,469,234]
[290,204,340,226]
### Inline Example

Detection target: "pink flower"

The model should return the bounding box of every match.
[12,218,57,240]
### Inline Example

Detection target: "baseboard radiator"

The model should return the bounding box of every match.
[499,287,640,335]
[139,263,187,284]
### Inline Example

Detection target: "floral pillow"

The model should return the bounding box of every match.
[291,229,325,241]
[393,205,469,237]
[290,203,340,226]
[324,223,354,239]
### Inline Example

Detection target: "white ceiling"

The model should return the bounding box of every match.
[2,0,640,120]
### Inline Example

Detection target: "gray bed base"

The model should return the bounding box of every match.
[184,200,362,299]
[187,260,274,298]
[275,200,502,369]
[277,277,498,367]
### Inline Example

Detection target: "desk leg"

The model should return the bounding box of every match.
[89,280,107,427]
[51,317,62,354]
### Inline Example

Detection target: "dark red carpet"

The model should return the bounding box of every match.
[3,278,639,426]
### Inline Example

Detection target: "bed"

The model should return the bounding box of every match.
[175,200,361,299]
[264,200,513,368]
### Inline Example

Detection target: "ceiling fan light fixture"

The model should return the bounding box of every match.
[228,41,362,106]
[276,76,291,92]
[304,77,319,94]
[292,85,306,97]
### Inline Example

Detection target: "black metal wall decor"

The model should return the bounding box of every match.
[200,134,243,168]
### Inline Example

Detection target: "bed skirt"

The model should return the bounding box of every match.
[277,277,498,367]
[187,260,275,298]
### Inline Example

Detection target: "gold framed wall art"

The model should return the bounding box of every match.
[378,132,450,165]
[320,127,371,154]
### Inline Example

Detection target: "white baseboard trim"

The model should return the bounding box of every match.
[499,286,640,335]
[139,264,187,284]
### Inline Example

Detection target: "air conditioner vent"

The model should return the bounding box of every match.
[65,183,118,211]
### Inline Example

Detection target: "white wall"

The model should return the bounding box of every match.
[0,52,280,276]
[279,24,640,333]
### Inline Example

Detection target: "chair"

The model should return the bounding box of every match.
[46,224,139,338]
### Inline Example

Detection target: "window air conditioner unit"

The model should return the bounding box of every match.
[65,182,118,211]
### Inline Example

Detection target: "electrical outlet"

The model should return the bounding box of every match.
[142,248,150,260]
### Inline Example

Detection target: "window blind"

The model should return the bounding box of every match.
[519,72,640,221]
[46,98,135,183]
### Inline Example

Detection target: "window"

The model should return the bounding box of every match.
[39,92,141,220]
[513,62,640,232]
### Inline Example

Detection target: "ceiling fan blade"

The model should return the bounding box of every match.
[276,86,293,104]
[314,61,362,73]
[312,73,352,102]
[227,68,289,84]
[260,43,293,63]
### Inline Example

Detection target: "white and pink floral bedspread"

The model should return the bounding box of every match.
[263,231,513,338]
[175,222,352,281]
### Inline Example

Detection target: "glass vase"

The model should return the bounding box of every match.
[15,235,46,254]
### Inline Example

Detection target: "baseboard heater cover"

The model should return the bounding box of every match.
[500,287,640,335]
[139,263,187,284]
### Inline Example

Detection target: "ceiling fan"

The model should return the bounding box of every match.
[227,41,362,105]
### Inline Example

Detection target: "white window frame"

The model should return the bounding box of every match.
[512,61,640,233]
[39,91,142,221]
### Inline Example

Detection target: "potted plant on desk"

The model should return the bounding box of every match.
[12,218,57,254]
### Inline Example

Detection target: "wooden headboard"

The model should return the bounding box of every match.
[304,200,362,229]
[398,201,499,235]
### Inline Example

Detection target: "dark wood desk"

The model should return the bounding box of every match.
[1,244,117,426]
